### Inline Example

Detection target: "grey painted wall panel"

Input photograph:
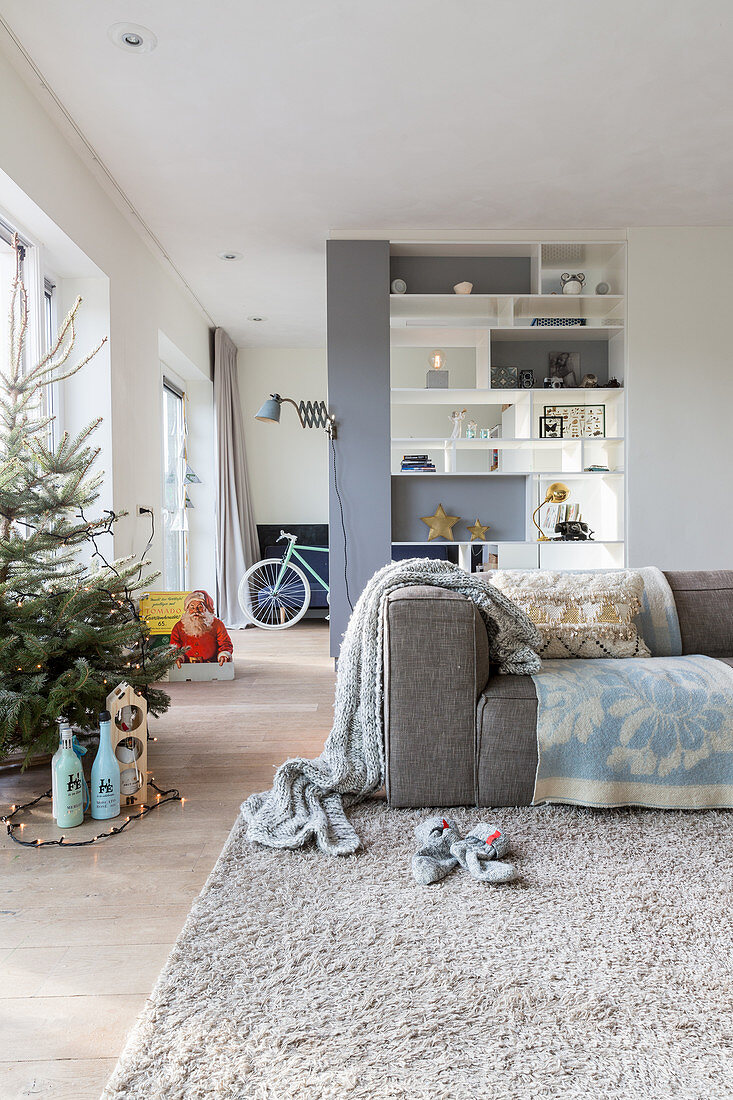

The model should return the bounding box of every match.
[391,476,526,543]
[327,240,391,657]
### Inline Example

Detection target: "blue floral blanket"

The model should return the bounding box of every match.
[532,656,733,808]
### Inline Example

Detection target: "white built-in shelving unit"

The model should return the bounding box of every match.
[389,237,627,573]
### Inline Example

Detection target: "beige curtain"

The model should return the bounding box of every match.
[214,328,259,627]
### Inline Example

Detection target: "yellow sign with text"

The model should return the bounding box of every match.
[139,592,187,636]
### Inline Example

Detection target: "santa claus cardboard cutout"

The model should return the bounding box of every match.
[170,590,233,667]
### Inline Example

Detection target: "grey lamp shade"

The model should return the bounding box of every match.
[255,394,282,423]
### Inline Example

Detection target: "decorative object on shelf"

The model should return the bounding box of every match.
[580,374,598,388]
[595,281,610,295]
[391,278,407,294]
[479,428,490,439]
[2,778,183,849]
[449,409,467,439]
[467,517,490,541]
[561,272,586,295]
[491,366,518,389]
[607,377,623,388]
[465,419,477,439]
[91,710,121,821]
[255,392,336,438]
[549,378,564,389]
[426,348,449,389]
[539,415,564,439]
[0,236,177,769]
[543,377,553,388]
[555,520,594,541]
[170,590,233,668]
[420,504,460,541]
[453,282,473,294]
[531,318,587,327]
[519,370,534,389]
[544,404,606,439]
[549,351,579,388]
[532,482,571,542]
[585,464,610,472]
[107,682,148,807]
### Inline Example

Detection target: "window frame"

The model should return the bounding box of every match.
[161,372,189,591]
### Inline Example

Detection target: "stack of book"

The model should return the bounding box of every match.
[401,453,436,473]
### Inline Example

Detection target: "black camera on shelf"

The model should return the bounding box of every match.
[555,520,594,541]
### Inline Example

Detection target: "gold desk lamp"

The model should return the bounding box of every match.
[532,482,570,541]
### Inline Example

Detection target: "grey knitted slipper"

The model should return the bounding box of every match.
[412,816,462,885]
[450,824,517,884]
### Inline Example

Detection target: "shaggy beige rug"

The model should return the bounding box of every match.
[102,802,732,1100]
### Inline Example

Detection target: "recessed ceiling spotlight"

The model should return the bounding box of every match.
[248,316,267,322]
[108,23,158,53]
[217,251,243,261]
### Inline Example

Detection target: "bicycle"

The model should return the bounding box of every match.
[237,531,329,629]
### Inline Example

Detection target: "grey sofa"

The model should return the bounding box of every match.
[383,570,733,808]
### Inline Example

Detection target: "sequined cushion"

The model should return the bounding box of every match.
[488,570,651,659]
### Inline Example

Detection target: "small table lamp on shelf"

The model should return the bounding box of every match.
[532,482,570,542]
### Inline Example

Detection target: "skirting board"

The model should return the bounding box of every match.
[166,662,235,683]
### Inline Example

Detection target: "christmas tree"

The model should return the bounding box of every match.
[0,239,177,765]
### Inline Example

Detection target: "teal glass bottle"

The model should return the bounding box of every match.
[53,728,84,828]
[51,720,71,820]
[91,710,120,820]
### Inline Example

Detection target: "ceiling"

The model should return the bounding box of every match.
[2,1,733,347]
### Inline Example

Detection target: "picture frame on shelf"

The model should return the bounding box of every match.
[539,415,564,439]
[548,351,580,388]
[491,365,518,389]
[544,404,606,439]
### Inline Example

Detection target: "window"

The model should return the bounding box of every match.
[0,218,55,435]
[162,377,187,590]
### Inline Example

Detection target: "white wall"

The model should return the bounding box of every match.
[237,348,329,524]
[627,227,733,569]
[0,54,213,591]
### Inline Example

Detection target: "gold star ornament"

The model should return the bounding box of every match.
[421,503,460,541]
[467,517,490,541]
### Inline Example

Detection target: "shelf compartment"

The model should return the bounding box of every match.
[391,474,527,544]
[389,254,532,296]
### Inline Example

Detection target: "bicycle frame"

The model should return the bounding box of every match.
[274,538,329,595]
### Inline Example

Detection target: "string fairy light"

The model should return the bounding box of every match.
[1,778,183,849]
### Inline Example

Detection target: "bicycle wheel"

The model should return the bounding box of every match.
[238,559,311,629]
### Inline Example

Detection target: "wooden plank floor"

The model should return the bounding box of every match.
[0,622,335,1100]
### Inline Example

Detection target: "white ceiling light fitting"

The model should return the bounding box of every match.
[108,23,158,53]
[218,251,242,261]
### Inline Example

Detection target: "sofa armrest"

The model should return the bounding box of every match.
[383,585,489,808]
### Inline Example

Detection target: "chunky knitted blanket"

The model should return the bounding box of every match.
[242,558,541,855]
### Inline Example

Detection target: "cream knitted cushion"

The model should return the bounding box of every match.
[488,570,651,659]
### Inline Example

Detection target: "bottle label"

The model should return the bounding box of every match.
[98,777,115,794]
[66,773,82,793]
